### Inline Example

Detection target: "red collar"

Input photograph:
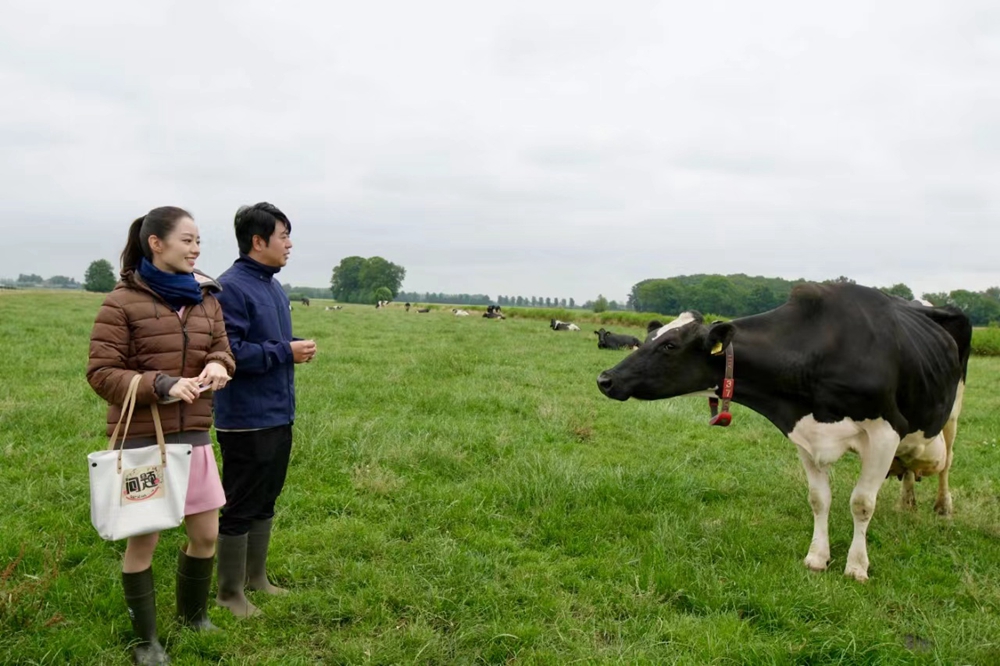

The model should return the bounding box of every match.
[708,342,735,426]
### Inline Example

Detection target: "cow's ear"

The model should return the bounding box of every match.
[706,322,735,355]
[646,320,664,334]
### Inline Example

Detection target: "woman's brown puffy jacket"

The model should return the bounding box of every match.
[87,270,236,438]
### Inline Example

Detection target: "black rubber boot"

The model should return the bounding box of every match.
[246,518,288,595]
[122,568,170,665]
[176,548,219,631]
[215,533,259,617]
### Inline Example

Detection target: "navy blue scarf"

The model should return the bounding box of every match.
[138,257,203,309]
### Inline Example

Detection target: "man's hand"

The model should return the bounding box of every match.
[196,361,231,391]
[291,339,317,364]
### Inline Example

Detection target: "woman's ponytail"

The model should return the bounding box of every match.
[120,216,147,272]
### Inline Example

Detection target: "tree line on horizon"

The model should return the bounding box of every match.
[20,258,1000,327]
[628,274,1000,326]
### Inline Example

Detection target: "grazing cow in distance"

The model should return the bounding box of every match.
[482,304,505,319]
[301,297,310,306]
[594,328,641,350]
[550,319,580,331]
[405,302,411,312]
[596,283,972,582]
[417,307,430,313]
[452,309,470,316]
[376,300,391,309]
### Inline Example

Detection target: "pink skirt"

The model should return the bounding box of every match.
[185,446,226,516]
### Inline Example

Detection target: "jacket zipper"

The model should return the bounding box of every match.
[179,308,191,432]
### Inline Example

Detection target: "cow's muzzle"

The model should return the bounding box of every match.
[597,372,628,401]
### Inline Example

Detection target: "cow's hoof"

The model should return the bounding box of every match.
[844,564,869,582]
[804,553,829,572]
[934,496,953,517]
[898,493,916,511]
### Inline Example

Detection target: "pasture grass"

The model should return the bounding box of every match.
[972,327,1000,357]
[2,291,1000,664]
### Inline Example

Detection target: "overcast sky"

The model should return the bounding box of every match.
[2,0,997,302]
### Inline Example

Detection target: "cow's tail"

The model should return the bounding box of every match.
[920,306,973,382]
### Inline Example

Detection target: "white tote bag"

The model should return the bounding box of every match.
[88,374,193,541]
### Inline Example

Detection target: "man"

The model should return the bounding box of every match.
[212,202,317,617]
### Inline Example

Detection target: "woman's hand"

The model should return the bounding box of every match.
[196,361,231,392]
[168,377,203,404]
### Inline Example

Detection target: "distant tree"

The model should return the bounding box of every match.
[568,297,575,308]
[593,294,608,313]
[17,273,43,284]
[530,297,537,307]
[331,256,405,303]
[516,296,524,306]
[948,290,1000,326]
[560,298,568,308]
[879,283,914,300]
[361,256,406,298]
[608,300,619,311]
[46,275,78,287]
[84,260,116,293]
[544,297,551,307]
[921,292,949,307]
[747,284,779,313]
[330,256,366,301]
[374,286,393,302]
[827,275,856,285]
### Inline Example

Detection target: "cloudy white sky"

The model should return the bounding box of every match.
[2,0,997,302]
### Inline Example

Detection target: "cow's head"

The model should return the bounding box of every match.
[597,312,735,401]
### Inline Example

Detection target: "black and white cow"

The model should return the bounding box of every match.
[594,328,641,350]
[550,319,580,331]
[596,283,971,582]
[324,305,343,311]
[452,308,471,316]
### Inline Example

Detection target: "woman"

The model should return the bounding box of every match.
[87,206,236,666]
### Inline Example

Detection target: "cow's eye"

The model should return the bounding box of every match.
[664,341,677,351]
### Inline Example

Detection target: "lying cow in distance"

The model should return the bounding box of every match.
[594,328,641,350]
[417,308,430,313]
[324,305,343,311]
[550,319,579,331]
[452,309,471,316]
[483,311,506,320]
[597,283,971,582]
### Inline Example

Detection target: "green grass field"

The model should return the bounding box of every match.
[3,291,1000,665]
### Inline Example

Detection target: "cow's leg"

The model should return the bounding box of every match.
[845,422,899,582]
[795,446,831,572]
[899,471,917,510]
[934,418,958,517]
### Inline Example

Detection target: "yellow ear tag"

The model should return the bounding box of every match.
[711,342,724,355]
